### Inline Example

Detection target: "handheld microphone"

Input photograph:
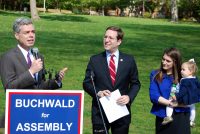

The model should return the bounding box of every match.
[32,47,39,59]
[31,47,40,86]
[90,71,108,134]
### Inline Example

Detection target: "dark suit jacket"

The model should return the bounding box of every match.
[83,51,141,125]
[176,77,200,105]
[0,46,60,90]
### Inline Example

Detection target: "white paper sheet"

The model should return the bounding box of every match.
[99,89,129,123]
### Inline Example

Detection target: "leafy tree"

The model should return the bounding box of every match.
[179,0,200,22]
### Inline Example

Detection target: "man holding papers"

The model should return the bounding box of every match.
[83,26,141,134]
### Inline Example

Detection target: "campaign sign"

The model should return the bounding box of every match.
[5,90,84,134]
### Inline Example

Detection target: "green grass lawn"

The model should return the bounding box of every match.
[0,10,200,134]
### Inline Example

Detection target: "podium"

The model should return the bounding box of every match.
[5,90,84,134]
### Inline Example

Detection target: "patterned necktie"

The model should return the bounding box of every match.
[27,52,32,68]
[109,55,116,86]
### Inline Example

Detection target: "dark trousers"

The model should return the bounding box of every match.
[156,112,190,134]
[93,122,129,134]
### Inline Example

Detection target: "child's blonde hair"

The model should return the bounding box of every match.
[183,59,198,76]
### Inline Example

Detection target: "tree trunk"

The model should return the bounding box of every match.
[171,0,178,22]
[142,0,145,17]
[0,0,2,9]
[30,0,40,20]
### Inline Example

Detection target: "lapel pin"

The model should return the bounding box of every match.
[120,59,123,62]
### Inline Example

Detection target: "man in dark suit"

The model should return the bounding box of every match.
[0,17,67,127]
[0,17,67,90]
[83,26,141,134]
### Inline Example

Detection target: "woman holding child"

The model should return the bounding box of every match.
[149,47,191,134]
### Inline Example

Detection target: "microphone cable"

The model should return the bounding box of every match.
[90,71,108,134]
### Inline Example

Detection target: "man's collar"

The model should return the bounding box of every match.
[106,50,119,57]
[18,44,30,54]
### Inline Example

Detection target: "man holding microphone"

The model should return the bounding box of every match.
[0,17,67,127]
[0,17,67,90]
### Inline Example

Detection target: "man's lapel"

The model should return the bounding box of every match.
[15,46,29,69]
[101,52,113,86]
[115,52,124,86]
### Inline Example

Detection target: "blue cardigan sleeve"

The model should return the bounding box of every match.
[149,71,160,104]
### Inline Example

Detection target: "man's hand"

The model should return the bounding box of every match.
[29,59,43,74]
[97,90,111,98]
[57,67,68,81]
[116,95,130,106]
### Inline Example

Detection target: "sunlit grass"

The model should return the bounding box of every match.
[0,10,200,133]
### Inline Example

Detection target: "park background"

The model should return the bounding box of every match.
[0,9,200,133]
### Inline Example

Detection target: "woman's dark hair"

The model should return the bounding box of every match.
[155,47,182,84]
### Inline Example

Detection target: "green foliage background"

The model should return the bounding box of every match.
[0,11,200,133]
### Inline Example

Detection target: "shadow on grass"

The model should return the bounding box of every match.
[0,10,91,23]
[121,23,200,34]
[40,14,92,22]
[0,10,30,17]
[1,21,200,59]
